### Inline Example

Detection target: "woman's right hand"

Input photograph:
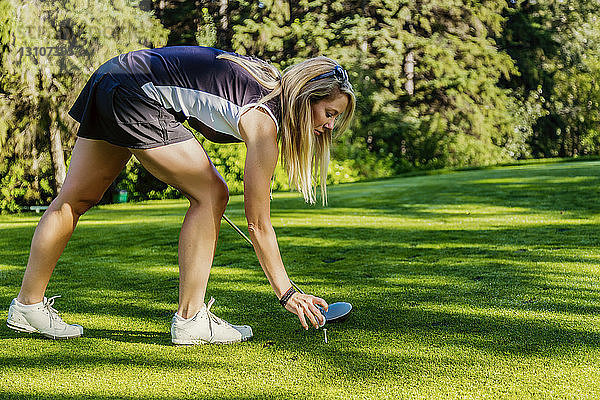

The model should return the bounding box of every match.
[284,292,329,330]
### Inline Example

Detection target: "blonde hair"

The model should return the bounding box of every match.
[218,53,356,205]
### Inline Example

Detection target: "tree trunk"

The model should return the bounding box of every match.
[404,50,415,95]
[49,115,66,194]
[31,136,40,197]
[218,0,228,46]
[219,0,228,31]
[156,0,167,22]
[558,127,566,157]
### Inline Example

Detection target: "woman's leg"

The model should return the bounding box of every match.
[17,138,131,305]
[130,138,228,319]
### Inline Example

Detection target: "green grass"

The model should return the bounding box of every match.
[1,160,600,399]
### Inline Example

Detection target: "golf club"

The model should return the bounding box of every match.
[221,214,353,325]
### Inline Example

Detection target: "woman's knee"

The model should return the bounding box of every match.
[216,178,229,207]
[218,179,229,212]
[209,176,229,212]
[53,191,102,217]
[188,175,229,211]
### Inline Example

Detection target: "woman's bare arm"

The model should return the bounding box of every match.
[239,109,327,329]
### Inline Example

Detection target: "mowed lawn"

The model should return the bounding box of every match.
[1,160,600,399]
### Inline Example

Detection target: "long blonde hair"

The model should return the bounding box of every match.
[218,52,356,205]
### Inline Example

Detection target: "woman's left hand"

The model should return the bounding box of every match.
[284,292,329,330]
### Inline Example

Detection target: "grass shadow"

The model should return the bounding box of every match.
[1,160,600,397]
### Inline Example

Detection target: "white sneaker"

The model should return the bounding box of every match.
[171,297,253,345]
[6,296,83,339]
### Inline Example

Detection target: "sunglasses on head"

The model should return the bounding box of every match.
[308,65,349,83]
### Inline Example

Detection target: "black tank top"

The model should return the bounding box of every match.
[117,46,281,143]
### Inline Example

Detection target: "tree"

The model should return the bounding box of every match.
[228,0,523,170]
[0,0,168,212]
[500,0,600,157]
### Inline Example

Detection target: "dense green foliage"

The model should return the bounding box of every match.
[500,0,600,157]
[2,161,600,398]
[1,0,600,211]
[157,0,600,168]
[0,0,168,212]
[148,0,600,199]
[158,0,522,171]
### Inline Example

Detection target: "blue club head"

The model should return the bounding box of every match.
[318,301,352,325]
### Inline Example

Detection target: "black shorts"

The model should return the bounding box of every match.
[68,56,194,149]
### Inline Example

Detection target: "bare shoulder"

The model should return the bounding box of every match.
[239,107,277,144]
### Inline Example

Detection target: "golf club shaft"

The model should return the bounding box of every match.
[222,214,253,246]
[221,214,304,294]
[221,214,354,325]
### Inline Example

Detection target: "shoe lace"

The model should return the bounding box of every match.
[44,295,63,328]
[205,297,231,333]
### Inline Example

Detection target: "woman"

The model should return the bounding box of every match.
[6,46,356,344]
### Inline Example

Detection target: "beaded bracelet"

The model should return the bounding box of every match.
[279,286,296,307]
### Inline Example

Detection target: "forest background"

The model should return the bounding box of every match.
[1,0,599,212]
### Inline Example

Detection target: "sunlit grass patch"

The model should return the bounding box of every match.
[1,160,600,399]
